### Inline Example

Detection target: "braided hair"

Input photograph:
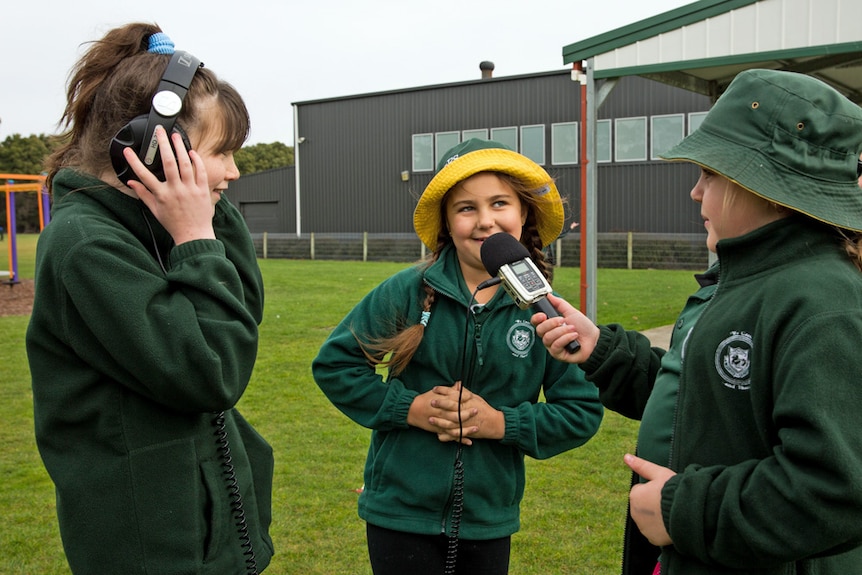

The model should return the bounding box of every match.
[357,172,556,376]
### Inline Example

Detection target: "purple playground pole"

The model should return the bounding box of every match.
[8,183,19,284]
[42,185,51,226]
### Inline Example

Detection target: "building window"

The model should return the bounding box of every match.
[651,114,684,159]
[435,132,461,165]
[551,122,578,165]
[688,111,708,134]
[412,133,434,172]
[521,125,545,165]
[615,117,647,162]
[490,126,518,151]
[462,129,488,141]
[597,120,611,163]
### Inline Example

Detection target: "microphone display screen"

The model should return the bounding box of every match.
[479,232,581,352]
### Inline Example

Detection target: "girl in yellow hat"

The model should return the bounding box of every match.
[313,138,602,574]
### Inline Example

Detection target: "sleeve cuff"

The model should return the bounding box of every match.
[661,473,681,536]
[580,324,616,374]
[500,405,518,444]
[392,386,419,428]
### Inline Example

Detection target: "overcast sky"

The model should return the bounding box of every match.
[2,0,693,146]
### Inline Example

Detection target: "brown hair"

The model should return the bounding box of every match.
[717,173,862,271]
[842,234,862,272]
[45,22,249,192]
[358,172,551,377]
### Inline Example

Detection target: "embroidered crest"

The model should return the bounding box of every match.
[506,320,535,358]
[714,331,752,390]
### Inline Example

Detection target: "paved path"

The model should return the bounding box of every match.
[641,324,673,349]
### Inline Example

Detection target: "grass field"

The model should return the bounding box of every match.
[0,234,700,574]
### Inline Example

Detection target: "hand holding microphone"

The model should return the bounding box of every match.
[480,233,580,353]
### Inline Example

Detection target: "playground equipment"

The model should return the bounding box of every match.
[2,173,49,285]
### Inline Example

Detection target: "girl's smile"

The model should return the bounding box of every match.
[444,172,527,291]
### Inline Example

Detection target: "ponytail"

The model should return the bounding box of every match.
[46,23,165,190]
[45,22,249,192]
[356,278,437,378]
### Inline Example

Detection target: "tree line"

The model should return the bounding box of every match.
[0,133,293,233]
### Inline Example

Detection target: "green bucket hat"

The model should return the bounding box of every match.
[661,68,862,231]
[413,138,564,251]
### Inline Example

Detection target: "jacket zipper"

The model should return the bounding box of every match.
[472,307,485,367]
[659,268,720,574]
[666,268,720,471]
[426,280,477,536]
[425,277,494,535]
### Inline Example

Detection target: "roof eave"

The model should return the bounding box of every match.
[562,0,759,64]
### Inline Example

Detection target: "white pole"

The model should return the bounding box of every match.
[293,104,302,238]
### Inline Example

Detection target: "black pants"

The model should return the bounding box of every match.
[366,523,511,575]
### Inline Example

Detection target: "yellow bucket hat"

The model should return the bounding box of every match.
[413,139,564,251]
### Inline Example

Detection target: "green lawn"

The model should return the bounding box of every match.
[0,238,700,574]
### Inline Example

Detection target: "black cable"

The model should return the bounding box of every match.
[141,208,167,275]
[213,411,259,575]
[144,212,256,573]
[443,285,482,575]
[443,447,465,575]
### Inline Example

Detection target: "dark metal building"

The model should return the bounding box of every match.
[229,68,711,237]
[227,166,295,233]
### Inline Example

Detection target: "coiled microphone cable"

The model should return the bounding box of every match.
[213,411,259,575]
[443,283,489,574]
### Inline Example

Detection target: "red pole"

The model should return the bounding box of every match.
[576,62,588,313]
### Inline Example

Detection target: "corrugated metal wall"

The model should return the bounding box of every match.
[228,166,295,233]
[229,72,711,235]
[594,75,708,233]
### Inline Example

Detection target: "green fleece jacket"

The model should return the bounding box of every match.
[26,169,273,574]
[585,217,862,574]
[312,243,603,540]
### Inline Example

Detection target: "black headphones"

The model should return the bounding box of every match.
[110,50,202,185]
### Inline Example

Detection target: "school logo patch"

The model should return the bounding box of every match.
[507,320,536,358]
[714,331,752,390]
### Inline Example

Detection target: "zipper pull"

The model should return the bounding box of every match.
[474,321,484,366]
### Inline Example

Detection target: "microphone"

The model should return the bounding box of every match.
[480,233,580,353]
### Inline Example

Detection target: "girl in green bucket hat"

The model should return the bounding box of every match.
[533,68,862,575]
[313,139,602,574]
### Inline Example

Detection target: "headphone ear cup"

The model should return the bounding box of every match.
[110,115,160,185]
[110,117,191,186]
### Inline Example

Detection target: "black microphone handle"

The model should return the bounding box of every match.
[532,296,581,353]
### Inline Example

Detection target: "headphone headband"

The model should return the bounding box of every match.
[139,51,201,167]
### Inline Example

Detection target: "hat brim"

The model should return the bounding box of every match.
[413,148,564,250]
[661,128,862,232]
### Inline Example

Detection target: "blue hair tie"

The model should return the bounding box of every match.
[147,33,175,54]
[419,311,431,327]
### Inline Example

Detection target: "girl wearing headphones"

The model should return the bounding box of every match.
[26,23,273,574]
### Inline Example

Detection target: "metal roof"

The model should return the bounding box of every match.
[563,0,862,103]
[560,0,862,320]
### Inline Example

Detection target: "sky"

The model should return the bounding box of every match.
[1,0,694,146]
